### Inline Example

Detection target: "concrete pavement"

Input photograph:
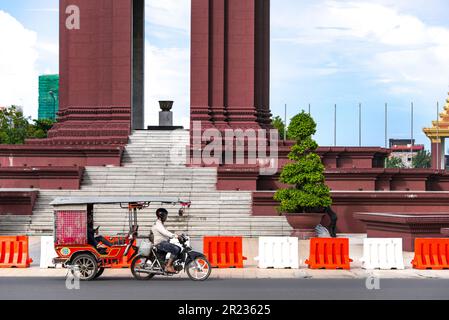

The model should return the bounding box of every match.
[1,266,448,280]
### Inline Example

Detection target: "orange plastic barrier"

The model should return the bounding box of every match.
[0,236,33,268]
[412,238,449,270]
[306,238,352,270]
[203,236,247,268]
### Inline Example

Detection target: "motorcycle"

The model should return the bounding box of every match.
[131,234,212,281]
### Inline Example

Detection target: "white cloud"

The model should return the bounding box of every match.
[272,1,449,106]
[0,10,39,118]
[145,0,190,33]
[37,41,58,56]
[144,0,191,128]
[145,42,190,128]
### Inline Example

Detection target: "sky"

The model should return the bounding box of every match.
[1,0,449,149]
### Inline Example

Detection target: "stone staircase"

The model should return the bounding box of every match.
[0,130,291,237]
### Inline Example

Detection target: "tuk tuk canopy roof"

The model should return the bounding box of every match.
[50,196,187,206]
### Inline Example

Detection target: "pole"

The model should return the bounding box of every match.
[437,101,440,170]
[410,102,414,168]
[334,104,337,146]
[284,104,287,141]
[385,103,388,148]
[308,103,311,115]
[359,103,362,147]
[49,91,56,121]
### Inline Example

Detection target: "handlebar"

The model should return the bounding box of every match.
[177,234,189,245]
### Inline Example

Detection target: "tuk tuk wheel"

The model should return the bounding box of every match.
[94,267,105,279]
[131,255,155,281]
[72,254,99,281]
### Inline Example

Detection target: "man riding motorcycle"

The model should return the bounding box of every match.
[152,208,181,274]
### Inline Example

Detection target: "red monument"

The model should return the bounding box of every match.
[1,0,449,246]
[0,0,145,168]
[52,0,145,144]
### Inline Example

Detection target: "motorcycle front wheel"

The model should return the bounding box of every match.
[131,255,156,281]
[186,257,212,281]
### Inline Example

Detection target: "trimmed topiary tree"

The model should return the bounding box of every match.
[274,111,332,213]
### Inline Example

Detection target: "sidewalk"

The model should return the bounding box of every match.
[1,265,448,280]
[0,236,448,280]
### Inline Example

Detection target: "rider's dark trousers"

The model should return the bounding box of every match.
[157,241,181,259]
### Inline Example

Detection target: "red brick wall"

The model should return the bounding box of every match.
[253,191,449,233]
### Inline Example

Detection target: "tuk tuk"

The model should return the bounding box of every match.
[50,196,190,281]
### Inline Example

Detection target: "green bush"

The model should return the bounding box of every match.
[272,116,286,140]
[274,111,332,213]
[412,150,431,169]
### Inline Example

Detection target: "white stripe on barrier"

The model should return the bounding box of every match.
[361,238,405,270]
[256,237,299,269]
[40,236,59,269]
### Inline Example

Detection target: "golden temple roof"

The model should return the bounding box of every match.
[423,92,449,143]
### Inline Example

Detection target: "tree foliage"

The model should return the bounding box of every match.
[29,119,56,139]
[412,150,431,169]
[0,106,55,144]
[274,111,332,213]
[272,116,286,140]
[385,156,405,169]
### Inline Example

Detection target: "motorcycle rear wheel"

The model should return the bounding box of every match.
[186,257,212,281]
[131,255,156,281]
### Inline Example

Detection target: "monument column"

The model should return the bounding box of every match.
[190,0,214,130]
[59,0,144,133]
[254,0,272,129]
[60,0,132,112]
[431,139,445,170]
[209,0,229,130]
[190,0,271,131]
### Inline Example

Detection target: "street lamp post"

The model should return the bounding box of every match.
[284,104,287,141]
[359,103,362,147]
[410,102,414,168]
[334,104,337,146]
[49,91,56,121]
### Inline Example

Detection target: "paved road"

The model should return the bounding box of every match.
[1,277,449,300]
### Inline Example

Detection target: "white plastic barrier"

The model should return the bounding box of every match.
[40,236,59,269]
[361,238,405,270]
[256,237,299,269]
